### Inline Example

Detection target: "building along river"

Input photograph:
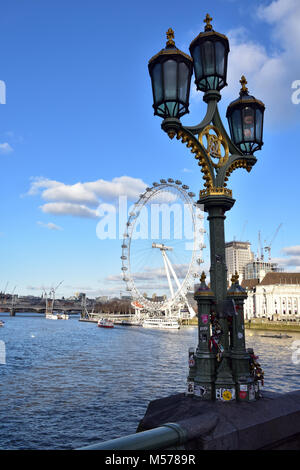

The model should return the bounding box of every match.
[0,313,300,449]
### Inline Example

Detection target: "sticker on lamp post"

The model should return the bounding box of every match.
[186,380,194,395]
[216,387,235,401]
[188,347,195,367]
[239,384,247,400]
[194,384,207,398]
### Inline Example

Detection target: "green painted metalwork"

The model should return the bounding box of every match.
[149,19,265,402]
[76,422,187,450]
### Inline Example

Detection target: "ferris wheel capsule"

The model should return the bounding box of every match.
[188,192,195,197]
[153,182,159,186]
[175,180,182,185]
[182,185,189,190]
[168,178,174,183]
[160,179,167,183]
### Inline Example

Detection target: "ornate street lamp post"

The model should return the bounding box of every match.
[148,15,265,402]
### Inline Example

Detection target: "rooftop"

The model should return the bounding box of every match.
[242,272,300,289]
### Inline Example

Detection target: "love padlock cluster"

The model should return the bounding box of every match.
[186,272,264,402]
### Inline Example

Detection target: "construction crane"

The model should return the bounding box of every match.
[257,231,264,261]
[264,224,282,261]
[50,281,64,310]
[43,281,63,315]
[240,220,248,241]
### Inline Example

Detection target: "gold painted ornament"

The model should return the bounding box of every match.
[199,125,229,169]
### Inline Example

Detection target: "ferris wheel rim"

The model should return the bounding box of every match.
[121,181,204,311]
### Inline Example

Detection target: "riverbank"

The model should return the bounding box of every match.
[245,319,300,332]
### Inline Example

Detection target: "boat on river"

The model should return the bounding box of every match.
[260,333,292,339]
[45,312,59,320]
[0,320,4,327]
[97,319,114,328]
[57,313,69,320]
[142,317,180,329]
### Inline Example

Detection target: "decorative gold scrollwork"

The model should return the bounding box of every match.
[199,125,229,169]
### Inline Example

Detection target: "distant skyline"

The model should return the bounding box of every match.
[1,0,300,298]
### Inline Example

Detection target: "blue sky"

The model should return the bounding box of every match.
[0,0,300,298]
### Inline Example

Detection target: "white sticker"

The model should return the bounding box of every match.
[249,384,256,400]
[187,381,194,395]
[194,385,207,397]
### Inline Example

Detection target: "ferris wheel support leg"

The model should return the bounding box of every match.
[164,253,195,318]
[164,252,181,290]
[161,250,175,300]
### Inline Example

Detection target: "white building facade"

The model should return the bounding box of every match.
[243,273,300,320]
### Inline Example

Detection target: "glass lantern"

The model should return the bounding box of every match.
[226,76,265,154]
[189,14,230,92]
[148,28,193,119]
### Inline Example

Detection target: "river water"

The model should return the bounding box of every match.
[0,313,300,450]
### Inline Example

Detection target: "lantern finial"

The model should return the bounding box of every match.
[200,271,206,283]
[166,28,175,47]
[204,13,213,32]
[240,75,249,95]
[231,271,239,284]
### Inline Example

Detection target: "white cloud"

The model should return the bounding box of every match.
[0,142,13,154]
[40,202,99,219]
[28,176,147,205]
[282,245,300,256]
[37,221,63,231]
[225,0,300,126]
[190,0,300,127]
[273,244,300,270]
[27,175,148,218]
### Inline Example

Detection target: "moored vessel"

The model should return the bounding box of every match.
[142,317,180,329]
[97,318,114,328]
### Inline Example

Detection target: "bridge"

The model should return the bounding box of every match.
[0,300,86,316]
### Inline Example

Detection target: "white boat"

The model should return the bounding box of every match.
[45,314,59,320]
[142,317,180,329]
[57,313,69,320]
[0,320,4,327]
[97,318,114,328]
[46,311,62,320]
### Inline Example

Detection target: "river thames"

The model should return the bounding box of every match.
[0,313,300,450]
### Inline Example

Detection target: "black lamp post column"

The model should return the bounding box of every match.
[191,273,215,400]
[201,195,236,400]
[228,273,256,401]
